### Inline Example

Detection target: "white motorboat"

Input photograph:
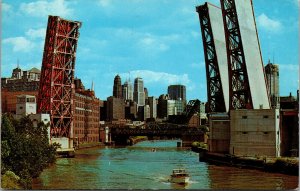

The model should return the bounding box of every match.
[169,169,190,184]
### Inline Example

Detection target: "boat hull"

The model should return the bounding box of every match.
[170,176,190,184]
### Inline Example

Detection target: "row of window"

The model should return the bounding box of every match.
[75,102,99,111]
[75,108,99,116]
[74,116,99,122]
[74,129,99,135]
[241,115,279,119]
[74,122,99,129]
[76,136,99,143]
[240,131,273,135]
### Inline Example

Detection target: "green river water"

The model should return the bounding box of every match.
[32,140,298,190]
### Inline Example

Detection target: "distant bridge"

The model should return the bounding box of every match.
[109,122,207,146]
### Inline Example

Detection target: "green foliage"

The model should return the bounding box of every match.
[1,171,22,189]
[1,114,57,189]
[199,126,209,133]
[191,141,208,150]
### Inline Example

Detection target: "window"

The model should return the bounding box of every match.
[242,116,247,119]
[263,115,269,119]
[242,132,248,134]
[263,132,269,134]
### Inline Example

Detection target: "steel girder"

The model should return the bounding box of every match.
[196,3,226,113]
[37,16,81,138]
[183,99,200,122]
[220,0,253,110]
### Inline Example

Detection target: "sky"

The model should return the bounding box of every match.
[2,0,299,101]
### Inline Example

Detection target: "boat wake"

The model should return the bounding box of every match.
[188,180,199,184]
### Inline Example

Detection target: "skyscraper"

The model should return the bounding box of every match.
[122,80,133,101]
[157,94,169,119]
[144,87,148,103]
[113,75,122,98]
[134,77,145,106]
[148,96,157,119]
[168,85,186,102]
[265,60,280,108]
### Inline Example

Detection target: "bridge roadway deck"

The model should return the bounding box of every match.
[109,123,206,137]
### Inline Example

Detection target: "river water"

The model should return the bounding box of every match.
[33,140,298,190]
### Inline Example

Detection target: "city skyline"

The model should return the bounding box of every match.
[2,0,299,101]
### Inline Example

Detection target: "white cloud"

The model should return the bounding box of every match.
[26,28,46,39]
[98,0,112,7]
[2,2,14,17]
[137,33,181,52]
[279,64,299,71]
[120,70,191,86]
[190,31,200,39]
[257,13,282,32]
[139,36,169,52]
[3,28,46,53]
[20,0,73,18]
[3,37,35,52]
[2,3,12,12]
[190,62,205,69]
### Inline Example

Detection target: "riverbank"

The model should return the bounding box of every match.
[76,142,105,149]
[197,150,299,176]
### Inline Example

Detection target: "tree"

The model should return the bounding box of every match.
[1,114,57,189]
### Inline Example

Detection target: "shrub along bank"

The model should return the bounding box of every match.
[1,114,58,189]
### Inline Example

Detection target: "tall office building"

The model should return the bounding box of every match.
[167,100,185,116]
[148,96,157,119]
[168,85,186,102]
[157,94,169,119]
[134,77,145,106]
[113,75,122,98]
[107,96,125,121]
[122,80,133,101]
[265,60,279,108]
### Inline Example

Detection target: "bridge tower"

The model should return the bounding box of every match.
[196,3,229,112]
[220,0,252,110]
[37,16,82,150]
[220,0,270,109]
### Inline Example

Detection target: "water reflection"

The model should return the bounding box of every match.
[207,164,298,190]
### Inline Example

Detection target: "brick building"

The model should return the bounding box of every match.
[1,66,40,113]
[73,78,100,146]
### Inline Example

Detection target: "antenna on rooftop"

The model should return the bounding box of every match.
[129,71,131,82]
[91,80,94,91]
[17,59,19,68]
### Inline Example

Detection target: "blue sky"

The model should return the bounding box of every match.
[2,0,299,101]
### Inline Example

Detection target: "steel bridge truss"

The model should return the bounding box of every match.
[196,3,226,112]
[37,16,81,138]
[110,123,206,137]
[220,0,253,110]
[183,99,200,121]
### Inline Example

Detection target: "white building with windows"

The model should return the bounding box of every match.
[134,77,145,106]
[123,80,133,101]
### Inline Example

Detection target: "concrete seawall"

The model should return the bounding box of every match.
[197,150,299,176]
